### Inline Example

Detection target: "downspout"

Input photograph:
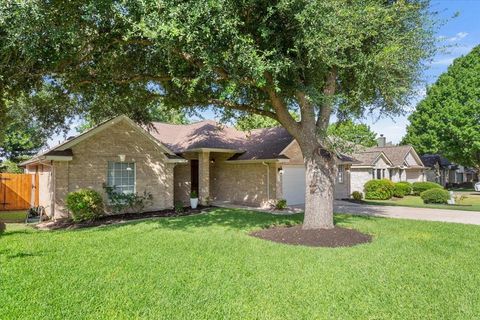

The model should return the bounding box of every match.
[262,162,270,203]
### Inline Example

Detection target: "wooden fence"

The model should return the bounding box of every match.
[0,173,39,211]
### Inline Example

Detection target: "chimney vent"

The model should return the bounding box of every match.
[377,134,386,147]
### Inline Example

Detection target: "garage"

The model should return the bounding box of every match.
[282,165,306,205]
[282,164,350,205]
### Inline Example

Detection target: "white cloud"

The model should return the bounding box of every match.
[431,57,455,66]
[445,32,469,42]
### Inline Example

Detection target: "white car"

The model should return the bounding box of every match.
[475,182,480,192]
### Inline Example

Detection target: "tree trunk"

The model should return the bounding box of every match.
[301,143,337,230]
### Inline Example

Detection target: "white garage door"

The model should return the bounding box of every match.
[282,165,306,205]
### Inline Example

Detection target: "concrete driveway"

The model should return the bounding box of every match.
[330,200,480,225]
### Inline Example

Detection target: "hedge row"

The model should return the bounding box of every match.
[363,180,444,201]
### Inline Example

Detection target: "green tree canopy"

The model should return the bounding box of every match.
[0,0,435,229]
[328,120,377,147]
[236,115,377,148]
[403,45,480,169]
[77,102,189,133]
[0,102,48,162]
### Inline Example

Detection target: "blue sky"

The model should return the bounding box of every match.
[49,0,480,147]
[363,0,480,143]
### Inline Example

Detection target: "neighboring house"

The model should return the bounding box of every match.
[347,136,426,195]
[20,115,426,220]
[421,154,478,186]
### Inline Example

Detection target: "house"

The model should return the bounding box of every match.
[421,154,478,186]
[20,115,425,220]
[346,136,426,196]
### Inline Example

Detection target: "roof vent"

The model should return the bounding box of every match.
[377,134,386,147]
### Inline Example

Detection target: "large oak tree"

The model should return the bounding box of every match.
[0,0,434,229]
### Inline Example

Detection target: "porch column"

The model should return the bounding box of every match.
[198,151,210,205]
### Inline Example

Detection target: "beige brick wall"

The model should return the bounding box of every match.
[211,154,279,207]
[350,168,373,195]
[282,141,303,165]
[174,152,279,207]
[52,120,175,219]
[174,162,191,205]
[334,165,351,199]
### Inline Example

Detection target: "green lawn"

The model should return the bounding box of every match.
[2,208,480,319]
[365,192,480,212]
[0,211,27,222]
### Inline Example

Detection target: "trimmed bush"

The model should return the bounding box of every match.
[421,188,450,204]
[393,182,413,198]
[412,182,443,195]
[66,189,105,222]
[364,179,395,200]
[275,199,287,210]
[352,191,363,201]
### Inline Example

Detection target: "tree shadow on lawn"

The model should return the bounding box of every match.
[87,208,374,233]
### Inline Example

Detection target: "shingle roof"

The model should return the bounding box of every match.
[420,154,452,168]
[148,120,295,160]
[351,151,385,166]
[365,145,414,167]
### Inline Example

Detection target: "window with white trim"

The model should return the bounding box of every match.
[337,165,345,183]
[107,162,136,195]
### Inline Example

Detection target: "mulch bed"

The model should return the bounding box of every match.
[250,225,372,248]
[35,206,213,231]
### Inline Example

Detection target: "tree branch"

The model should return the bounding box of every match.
[208,99,278,120]
[263,71,301,137]
[316,67,337,130]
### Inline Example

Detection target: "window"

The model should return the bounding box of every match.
[107,162,136,195]
[337,165,344,183]
[376,169,382,179]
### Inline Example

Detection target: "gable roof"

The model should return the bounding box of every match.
[148,120,295,160]
[364,145,424,168]
[351,151,393,167]
[20,115,181,166]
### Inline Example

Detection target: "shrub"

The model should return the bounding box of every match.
[174,201,185,214]
[393,182,413,198]
[66,189,104,222]
[103,184,153,213]
[421,188,450,204]
[352,191,363,201]
[275,199,287,210]
[364,179,395,200]
[412,182,443,195]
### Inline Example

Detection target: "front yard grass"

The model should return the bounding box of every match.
[2,208,480,319]
[365,192,480,212]
[0,211,27,222]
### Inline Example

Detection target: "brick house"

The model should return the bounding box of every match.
[21,115,425,220]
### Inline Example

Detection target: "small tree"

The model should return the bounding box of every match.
[0,0,435,229]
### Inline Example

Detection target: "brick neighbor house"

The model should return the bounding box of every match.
[21,115,426,220]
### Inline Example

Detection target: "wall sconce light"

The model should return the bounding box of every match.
[278,169,284,175]
[210,159,215,164]
[119,154,126,162]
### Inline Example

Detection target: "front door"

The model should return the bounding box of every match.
[190,160,199,196]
